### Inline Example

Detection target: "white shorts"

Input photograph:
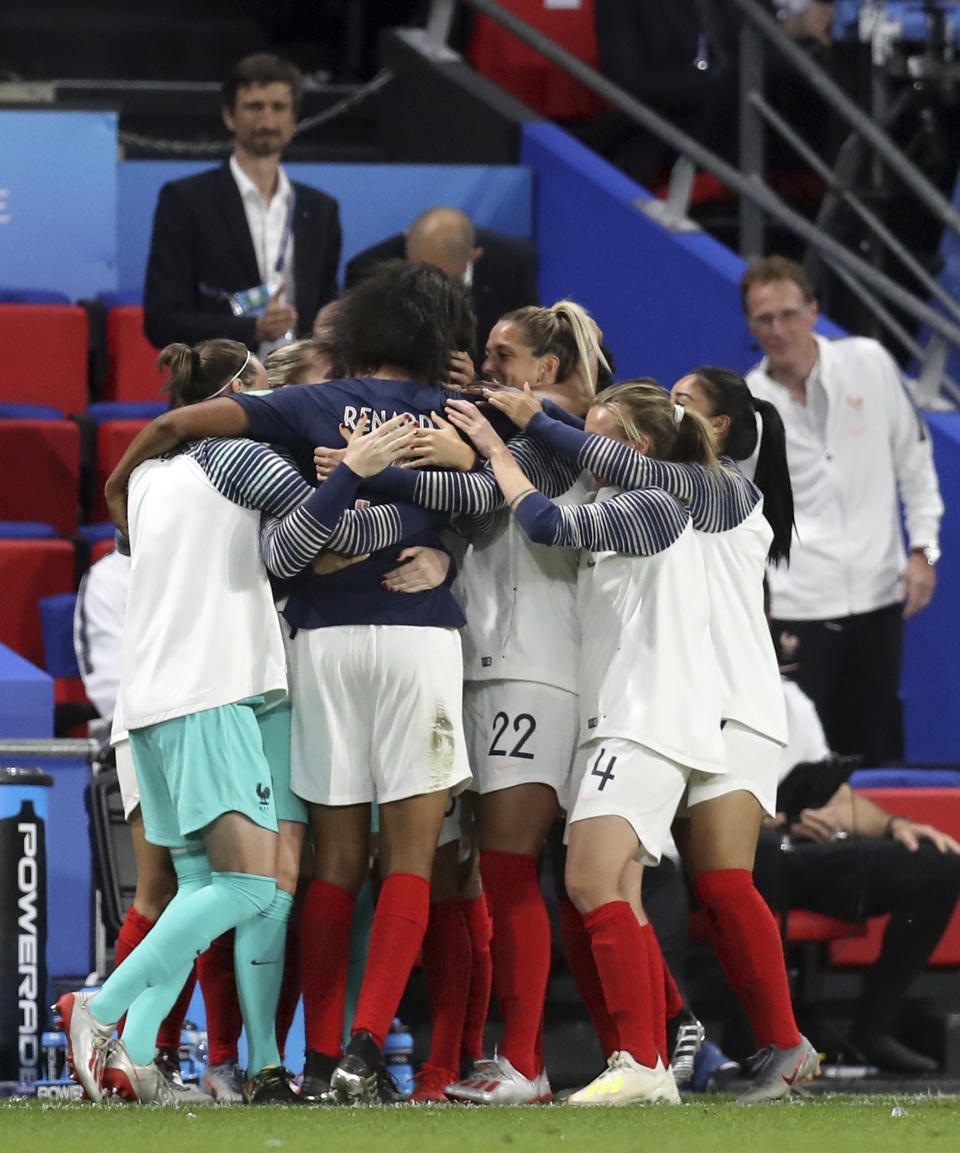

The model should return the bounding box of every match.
[568,739,693,867]
[114,738,140,821]
[288,624,472,806]
[463,680,578,803]
[682,719,779,818]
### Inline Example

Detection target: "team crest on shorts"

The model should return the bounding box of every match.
[256,782,272,810]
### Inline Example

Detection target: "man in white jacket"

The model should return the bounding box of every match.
[741,255,943,764]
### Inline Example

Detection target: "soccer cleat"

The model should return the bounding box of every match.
[444,1054,551,1105]
[329,1031,382,1105]
[567,1053,681,1106]
[689,1040,740,1093]
[409,1063,458,1104]
[203,1059,245,1102]
[101,1040,180,1105]
[54,990,116,1103]
[300,1050,339,1103]
[243,1065,302,1105]
[736,1035,821,1104]
[668,1009,706,1088]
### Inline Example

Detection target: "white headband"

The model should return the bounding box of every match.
[210,348,252,399]
[673,403,685,424]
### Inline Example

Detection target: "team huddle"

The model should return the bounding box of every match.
[55,257,818,1108]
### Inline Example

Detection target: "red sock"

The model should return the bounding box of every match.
[479,851,551,1080]
[459,895,492,1063]
[584,901,657,1068]
[640,924,668,1064]
[558,898,618,1058]
[114,907,154,1038]
[694,869,801,1050]
[156,968,198,1051]
[275,884,305,1061]
[663,958,685,1021]
[421,900,471,1074]
[197,931,241,1066]
[301,880,355,1058]
[352,873,430,1049]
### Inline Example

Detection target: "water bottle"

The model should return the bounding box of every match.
[41,1031,68,1082]
[382,1018,414,1098]
[178,1022,208,1085]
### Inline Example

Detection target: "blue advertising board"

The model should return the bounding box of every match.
[0,110,118,299]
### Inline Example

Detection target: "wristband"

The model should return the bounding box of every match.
[509,486,537,511]
[884,814,909,839]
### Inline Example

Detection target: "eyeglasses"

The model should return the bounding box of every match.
[748,307,809,330]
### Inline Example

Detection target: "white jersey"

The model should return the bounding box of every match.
[575,500,725,773]
[120,453,287,729]
[697,501,787,743]
[456,474,593,690]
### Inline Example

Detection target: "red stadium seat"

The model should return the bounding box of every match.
[0,305,89,414]
[102,306,166,403]
[467,0,608,120]
[831,787,960,967]
[90,539,116,566]
[0,538,75,667]
[0,418,81,535]
[92,419,150,522]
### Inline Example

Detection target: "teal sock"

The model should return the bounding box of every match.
[91,870,276,1027]
[91,845,210,1039]
[235,889,294,1076]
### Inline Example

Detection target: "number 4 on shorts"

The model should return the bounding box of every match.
[590,748,617,791]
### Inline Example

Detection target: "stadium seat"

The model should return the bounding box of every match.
[102,306,167,403]
[0,538,75,667]
[90,538,116,565]
[0,417,81,535]
[92,419,150,522]
[39,592,81,678]
[0,304,89,413]
[831,786,960,968]
[467,0,607,120]
[0,522,58,539]
[0,288,71,304]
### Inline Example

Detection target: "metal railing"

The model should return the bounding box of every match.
[430,0,960,407]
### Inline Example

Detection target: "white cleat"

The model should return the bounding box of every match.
[54,990,116,1103]
[444,1054,551,1105]
[567,1053,681,1106]
[101,1040,211,1105]
[203,1060,246,1103]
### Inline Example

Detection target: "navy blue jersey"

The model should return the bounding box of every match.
[230,378,468,630]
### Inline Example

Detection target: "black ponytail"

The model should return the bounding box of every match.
[752,397,794,565]
[692,365,795,565]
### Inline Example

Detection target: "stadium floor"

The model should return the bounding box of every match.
[4,1093,960,1153]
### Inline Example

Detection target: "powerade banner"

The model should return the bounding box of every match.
[0,790,49,1083]
[0,109,117,300]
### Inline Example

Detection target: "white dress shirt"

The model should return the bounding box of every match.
[230,155,296,356]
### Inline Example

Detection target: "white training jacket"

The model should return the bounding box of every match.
[747,334,943,620]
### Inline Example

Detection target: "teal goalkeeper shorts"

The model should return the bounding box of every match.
[257,699,307,825]
[130,697,279,849]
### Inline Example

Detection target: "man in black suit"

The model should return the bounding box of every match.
[144,53,341,352]
[344,206,539,363]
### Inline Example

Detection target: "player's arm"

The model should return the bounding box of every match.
[105,399,249,533]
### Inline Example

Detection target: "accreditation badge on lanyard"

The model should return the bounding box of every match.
[226,190,296,318]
